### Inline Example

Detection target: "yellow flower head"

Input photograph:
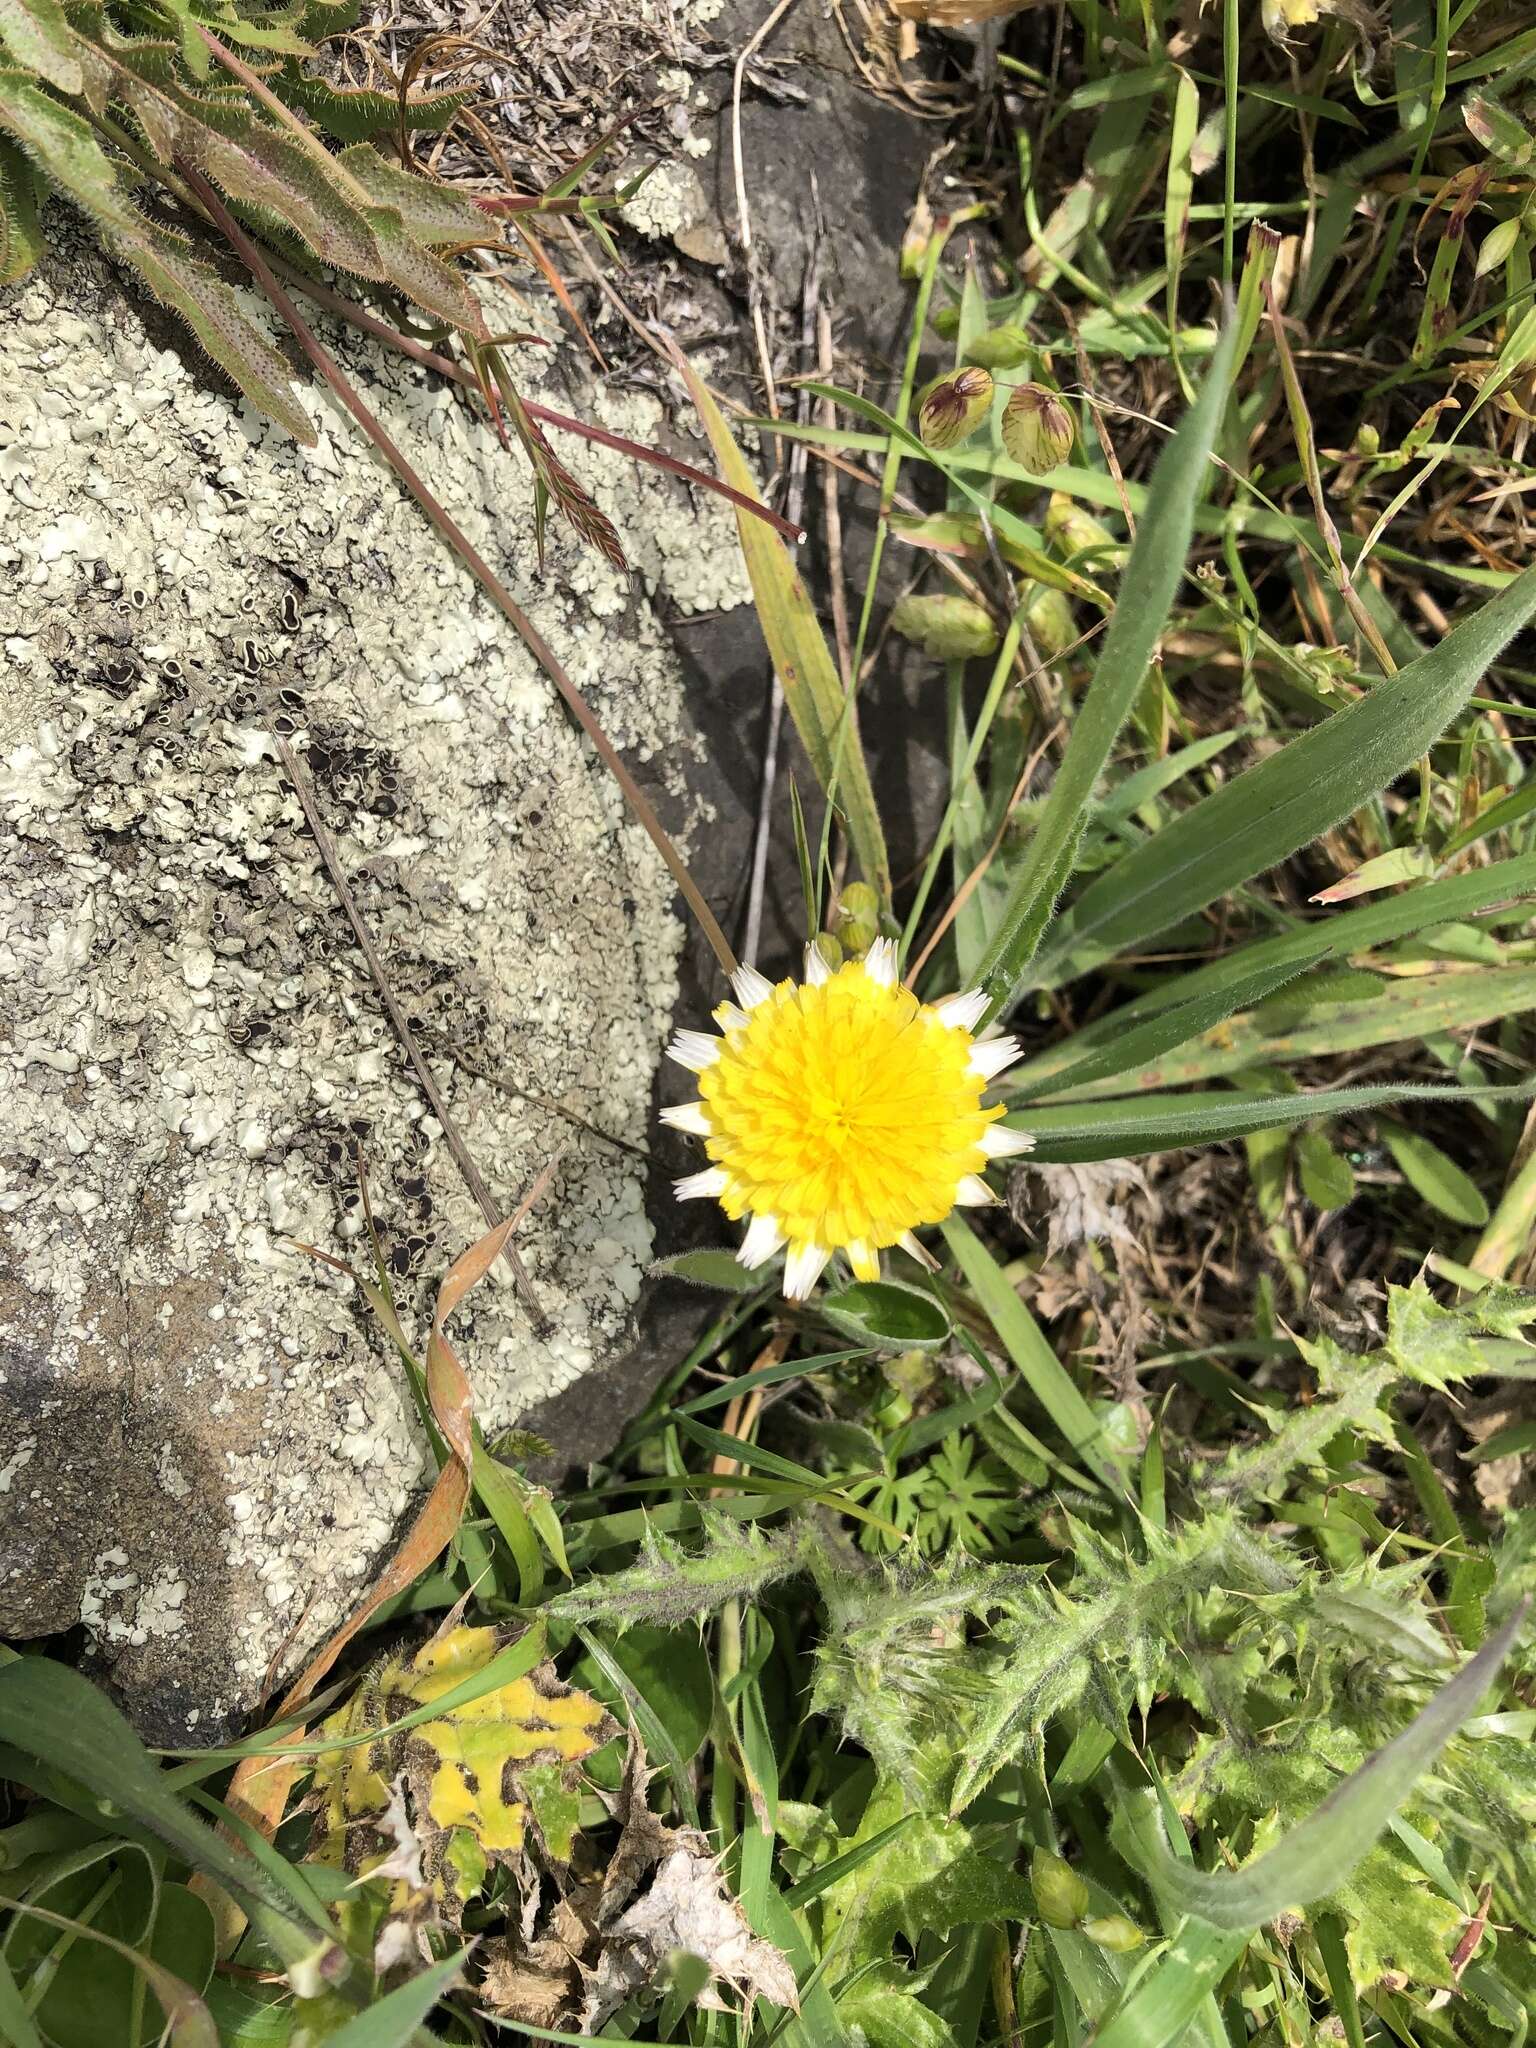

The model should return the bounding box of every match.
[664,939,1033,1297]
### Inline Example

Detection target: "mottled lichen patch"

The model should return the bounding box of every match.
[0,215,745,1736]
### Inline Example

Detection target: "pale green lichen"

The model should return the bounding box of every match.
[0,215,746,1732]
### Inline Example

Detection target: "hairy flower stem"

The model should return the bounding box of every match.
[178,158,737,977]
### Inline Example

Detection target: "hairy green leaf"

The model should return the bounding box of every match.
[0,130,41,279]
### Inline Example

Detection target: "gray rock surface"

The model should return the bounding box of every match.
[0,0,940,1743]
[0,216,749,1739]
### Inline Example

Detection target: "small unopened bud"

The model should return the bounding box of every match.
[918,366,995,451]
[1083,1914,1145,1953]
[1019,581,1076,660]
[1031,1849,1090,1929]
[812,931,843,970]
[1001,384,1074,474]
[966,325,1033,371]
[890,593,1000,660]
[1043,492,1117,563]
[835,883,880,956]
[900,193,936,281]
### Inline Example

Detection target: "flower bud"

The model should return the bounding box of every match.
[900,194,936,281]
[890,593,1000,661]
[918,366,995,451]
[1031,1849,1089,1929]
[1001,384,1074,474]
[1043,492,1116,562]
[966,325,1033,371]
[812,931,843,971]
[1083,1913,1145,1952]
[1353,420,1380,456]
[837,883,879,925]
[1019,581,1076,660]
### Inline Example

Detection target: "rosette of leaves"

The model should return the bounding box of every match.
[0,0,491,443]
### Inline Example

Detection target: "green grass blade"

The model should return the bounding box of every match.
[324,1948,468,2046]
[1012,954,1311,1103]
[1042,965,1536,1099]
[1014,852,1536,1089]
[1088,1921,1248,2048]
[973,320,1239,1019]
[1139,1601,1527,1928]
[1009,1076,1536,1162]
[0,1662,325,1959]
[940,1214,1121,1488]
[1040,560,1536,987]
[669,352,891,908]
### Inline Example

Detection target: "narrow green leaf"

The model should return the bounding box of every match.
[0,1662,325,1962]
[1144,1602,1528,1929]
[671,354,891,906]
[1014,954,1311,1103]
[277,70,471,144]
[1041,965,1536,1099]
[1016,852,1536,1086]
[940,1214,1120,1487]
[1011,1077,1536,1163]
[1382,1124,1491,1225]
[0,1950,45,2048]
[1043,561,1536,986]
[974,320,1239,1017]
[1089,1921,1248,2048]
[337,141,488,240]
[323,1949,469,2046]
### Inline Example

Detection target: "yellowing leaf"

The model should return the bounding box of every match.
[310,1626,616,1919]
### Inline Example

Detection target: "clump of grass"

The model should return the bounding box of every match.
[5,0,1536,2042]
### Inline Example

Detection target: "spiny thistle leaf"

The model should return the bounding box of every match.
[0,130,42,278]
[279,70,473,145]
[1212,1280,1536,1504]
[946,1515,1292,1814]
[545,1514,810,1634]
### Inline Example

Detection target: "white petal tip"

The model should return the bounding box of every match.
[731,963,774,1010]
[981,1123,1035,1159]
[969,1034,1024,1082]
[896,1230,941,1274]
[667,1029,720,1073]
[955,1173,998,1207]
[782,1243,831,1300]
[803,942,833,987]
[674,1167,729,1202]
[713,1001,750,1033]
[935,988,989,1034]
[738,1213,786,1270]
[863,936,899,987]
[660,1102,712,1139]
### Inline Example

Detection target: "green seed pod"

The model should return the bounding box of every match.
[1001,383,1075,475]
[1031,1849,1090,1929]
[890,593,1001,661]
[1043,492,1116,562]
[1083,1913,1145,1953]
[966,325,1034,371]
[1019,580,1076,660]
[917,366,995,451]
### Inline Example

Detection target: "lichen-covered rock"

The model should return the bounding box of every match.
[0,214,749,1739]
